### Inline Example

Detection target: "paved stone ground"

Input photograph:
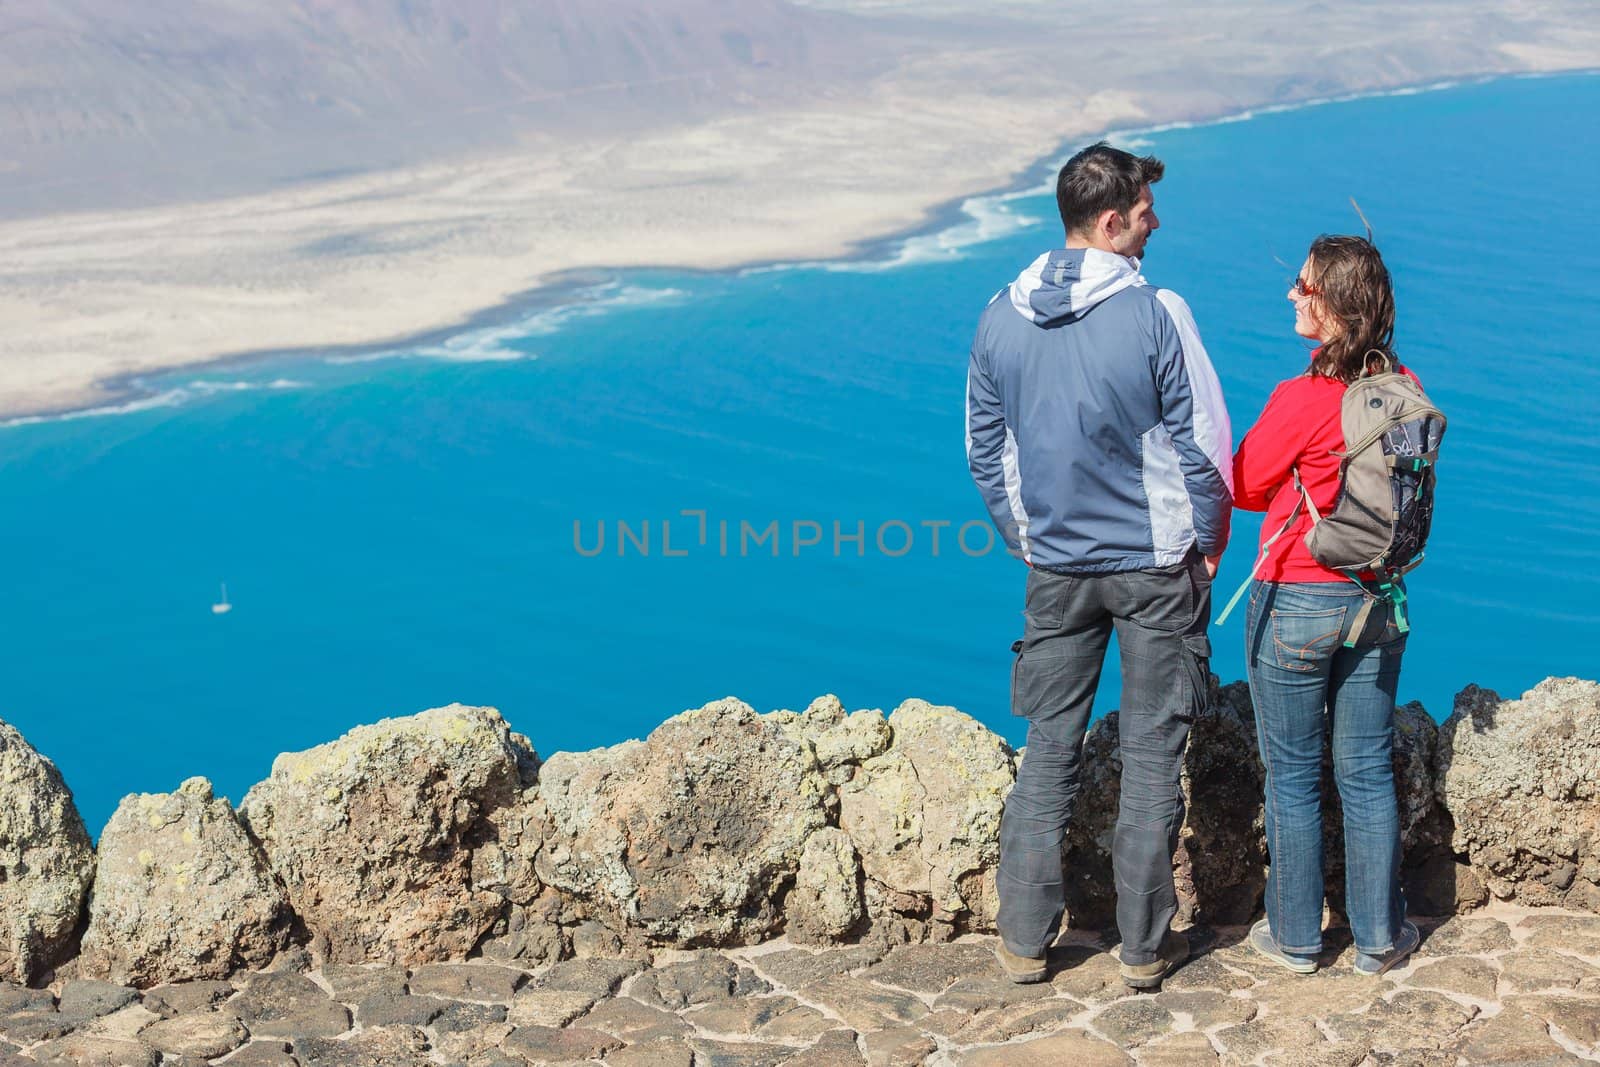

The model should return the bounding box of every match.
[2,905,1598,1065]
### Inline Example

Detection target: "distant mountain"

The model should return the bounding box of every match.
[0,0,890,214]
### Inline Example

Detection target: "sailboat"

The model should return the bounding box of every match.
[212,582,233,615]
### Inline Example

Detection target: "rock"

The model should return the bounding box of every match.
[628,951,770,1010]
[0,717,95,985]
[140,979,234,1017]
[862,1027,936,1067]
[0,1009,77,1044]
[683,994,806,1036]
[430,1000,508,1032]
[1452,1007,1584,1065]
[1436,680,1600,910]
[605,1039,696,1067]
[941,999,1083,1044]
[80,777,290,987]
[530,956,643,997]
[860,942,997,994]
[317,964,405,1002]
[505,987,600,1028]
[137,1012,248,1059]
[794,976,926,1032]
[787,828,866,944]
[838,699,1015,926]
[1172,689,1272,926]
[1323,989,1478,1050]
[1154,989,1257,1029]
[1505,994,1600,1046]
[1404,853,1489,915]
[293,1025,433,1067]
[238,704,527,965]
[535,698,832,946]
[1496,950,1598,994]
[406,962,524,1002]
[772,697,894,785]
[689,1038,792,1067]
[1418,914,1515,956]
[28,1034,159,1067]
[1047,945,1127,1004]
[501,1024,622,1063]
[783,1029,867,1067]
[56,979,138,1020]
[957,1030,1131,1066]
[1141,1031,1220,1065]
[575,996,691,1042]
[1092,998,1177,1046]
[745,946,882,989]
[215,1042,299,1067]
[932,974,1054,1013]
[225,972,351,1039]
[353,993,451,1027]
[1403,957,1499,1001]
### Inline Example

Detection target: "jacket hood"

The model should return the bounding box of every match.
[1009,247,1144,326]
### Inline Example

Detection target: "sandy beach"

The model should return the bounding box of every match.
[2,1,1596,420]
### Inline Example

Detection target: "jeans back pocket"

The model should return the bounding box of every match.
[1270,605,1347,673]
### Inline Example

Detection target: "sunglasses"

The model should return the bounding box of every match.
[1291,275,1322,298]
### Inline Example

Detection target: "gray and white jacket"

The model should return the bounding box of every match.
[966,247,1234,573]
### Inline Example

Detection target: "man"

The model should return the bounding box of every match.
[966,141,1232,988]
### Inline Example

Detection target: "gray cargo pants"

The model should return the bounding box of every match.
[997,549,1212,965]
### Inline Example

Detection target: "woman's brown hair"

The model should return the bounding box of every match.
[1305,234,1395,383]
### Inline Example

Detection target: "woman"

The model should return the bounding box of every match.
[1231,234,1420,976]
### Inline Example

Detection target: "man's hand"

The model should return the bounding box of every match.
[1204,554,1221,578]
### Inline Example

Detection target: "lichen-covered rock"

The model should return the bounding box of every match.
[770,696,893,786]
[238,704,528,965]
[788,829,865,945]
[79,777,290,986]
[535,698,831,946]
[838,699,1016,925]
[1436,679,1600,910]
[0,717,95,985]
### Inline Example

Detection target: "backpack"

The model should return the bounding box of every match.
[1217,353,1447,642]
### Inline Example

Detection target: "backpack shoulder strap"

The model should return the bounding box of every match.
[1215,469,1309,626]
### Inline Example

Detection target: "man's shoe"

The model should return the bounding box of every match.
[1120,929,1189,990]
[1248,918,1318,975]
[1353,920,1421,976]
[994,941,1048,984]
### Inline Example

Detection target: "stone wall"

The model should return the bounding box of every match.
[0,678,1595,989]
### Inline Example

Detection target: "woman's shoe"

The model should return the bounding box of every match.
[1353,920,1421,976]
[1248,918,1318,974]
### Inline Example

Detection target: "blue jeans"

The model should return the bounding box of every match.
[1244,580,1407,956]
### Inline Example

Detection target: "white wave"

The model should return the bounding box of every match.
[329,283,686,364]
[751,196,1041,276]
[1,377,308,428]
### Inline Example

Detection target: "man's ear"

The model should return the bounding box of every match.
[1101,208,1124,240]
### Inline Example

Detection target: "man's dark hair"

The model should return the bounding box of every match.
[1055,141,1165,237]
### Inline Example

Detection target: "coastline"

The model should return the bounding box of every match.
[3,59,1597,423]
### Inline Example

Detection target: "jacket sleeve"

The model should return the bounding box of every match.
[965,330,1026,559]
[1152,291,1234,557]
[1232,381,1311,512]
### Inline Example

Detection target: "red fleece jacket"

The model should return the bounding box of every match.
[1232,364,1419,582]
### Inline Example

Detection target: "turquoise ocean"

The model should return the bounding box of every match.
[4,74,1598,834]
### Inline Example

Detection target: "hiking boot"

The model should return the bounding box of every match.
[1120,929,1189,990]
[1354,920,1421,976]
[1248,918,1318,974]
[994,941,1047,984]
